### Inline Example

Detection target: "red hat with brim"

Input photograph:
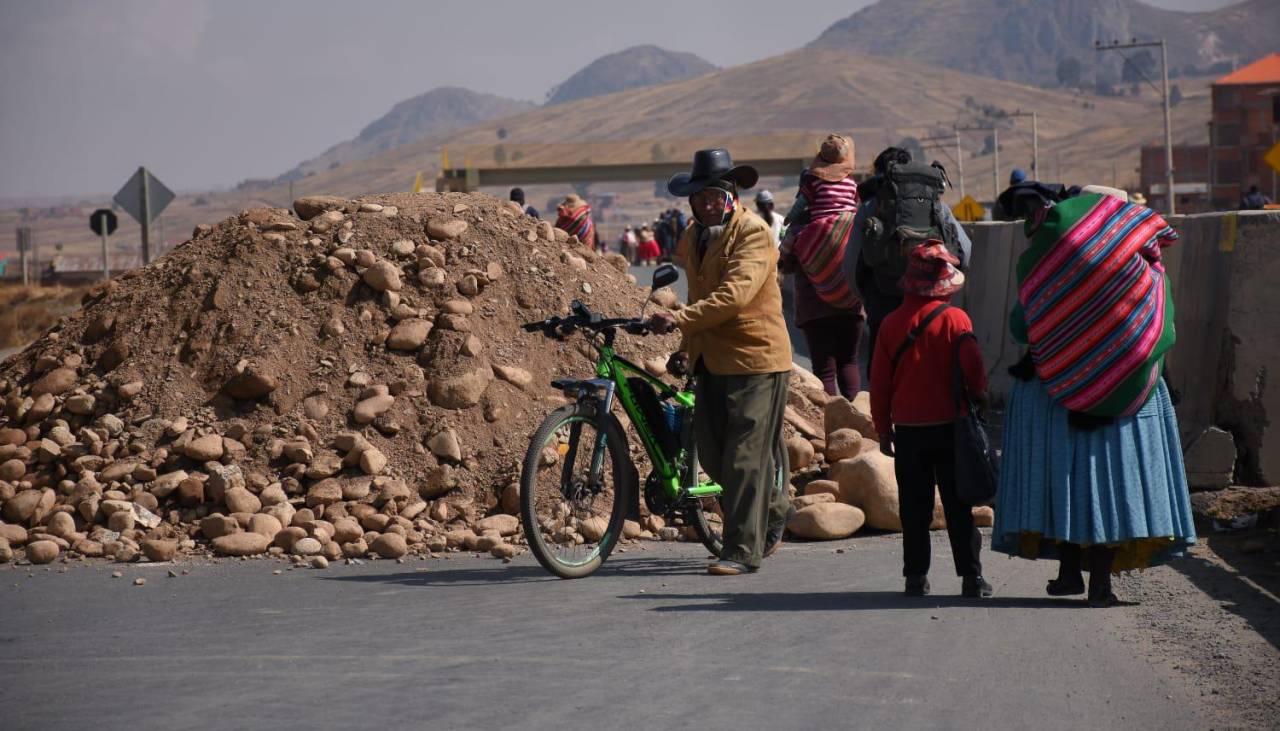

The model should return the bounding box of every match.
[899,242,965,298]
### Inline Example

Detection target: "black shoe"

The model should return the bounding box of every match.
[1046,577,1085,596]
[962,575,994,598]
[904,575,930,596]
[763,506,796,558]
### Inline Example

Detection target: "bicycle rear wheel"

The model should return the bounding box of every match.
[520,403,632,579]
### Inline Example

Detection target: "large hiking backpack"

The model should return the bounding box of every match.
[862,160,958,294]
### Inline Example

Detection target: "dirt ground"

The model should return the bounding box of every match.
[1113,516,1280,730]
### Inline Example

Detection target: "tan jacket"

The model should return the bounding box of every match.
[674,206,792,375]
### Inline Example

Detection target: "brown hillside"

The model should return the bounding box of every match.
[9,48,1210,260]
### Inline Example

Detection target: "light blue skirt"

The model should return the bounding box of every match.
[991,378,1197,571]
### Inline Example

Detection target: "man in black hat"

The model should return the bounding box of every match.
[646,148,794,575]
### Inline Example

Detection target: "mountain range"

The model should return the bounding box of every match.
[546,45,716,105]
[809,0,1277,88]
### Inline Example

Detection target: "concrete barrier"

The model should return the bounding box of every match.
[956,211,1279,486]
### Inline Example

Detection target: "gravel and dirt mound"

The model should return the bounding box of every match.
[0,191,827,566]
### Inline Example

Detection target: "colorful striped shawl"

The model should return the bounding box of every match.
[555,204,595,248]
[780,176,860,309]
[1016,193,1178,416]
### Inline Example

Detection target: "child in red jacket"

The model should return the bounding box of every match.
[869,243,991,599]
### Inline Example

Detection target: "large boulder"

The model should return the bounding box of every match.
[293,196,348,220]
[1183,427,1236,490]
[829,452,900,531]
[824,428,864,462]
[211,533,271,556]
[428,365,493,410]
[785,435,815,471]
[787,503,865,540]
[824,394,877,440]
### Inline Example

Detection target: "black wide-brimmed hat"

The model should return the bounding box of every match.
[667,148,759,197]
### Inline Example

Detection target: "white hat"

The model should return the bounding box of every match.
[755,189,774,203]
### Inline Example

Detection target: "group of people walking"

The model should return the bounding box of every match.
[643,139,1196,605]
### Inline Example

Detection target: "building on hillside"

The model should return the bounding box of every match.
[1210,53,1280,209]
[1140,53,1280,212]
[1140,144,1211,213]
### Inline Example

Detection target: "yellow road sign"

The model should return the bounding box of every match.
[1264,142,1280,176]
[952,195,985,222]
[412,171,424,193]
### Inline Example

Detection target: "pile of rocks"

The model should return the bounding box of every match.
[782,391,994,541]
[0,191,829,567]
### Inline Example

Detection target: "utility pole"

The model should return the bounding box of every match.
[1006,110,1039,178]
[1097,38,1175,214]
[955,129,965,199]
[955,124,1000,202]
[992,127,1000,201]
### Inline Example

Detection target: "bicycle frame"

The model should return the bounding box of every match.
[566,338,722,504]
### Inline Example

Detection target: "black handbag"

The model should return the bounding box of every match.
[951,333,999,507]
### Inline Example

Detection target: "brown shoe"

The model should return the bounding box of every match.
[707,559,754,575]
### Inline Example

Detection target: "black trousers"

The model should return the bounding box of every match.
[893,423,982,578]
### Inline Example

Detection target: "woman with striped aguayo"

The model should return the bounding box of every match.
[553,194,597,251]
[991,185,1196,607]
[778,134,865,399]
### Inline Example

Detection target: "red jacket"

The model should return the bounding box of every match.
[870,295,988,435]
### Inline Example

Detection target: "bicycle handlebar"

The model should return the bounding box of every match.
[521,299,651,340]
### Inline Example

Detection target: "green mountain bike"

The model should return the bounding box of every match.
[518,265,727,578]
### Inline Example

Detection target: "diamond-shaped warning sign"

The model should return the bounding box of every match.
[1264,142,1280,176]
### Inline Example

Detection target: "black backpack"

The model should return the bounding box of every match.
[862,161,958,294]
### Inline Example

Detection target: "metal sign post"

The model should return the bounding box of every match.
[15,227,31,286]
[89,209,119,281]
[114,166,174,265]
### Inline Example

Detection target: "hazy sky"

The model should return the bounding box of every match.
[0,0,1238,199]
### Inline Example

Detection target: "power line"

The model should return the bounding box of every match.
[1096,38,1175,214]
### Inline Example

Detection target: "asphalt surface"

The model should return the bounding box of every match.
[1,532,1206,731]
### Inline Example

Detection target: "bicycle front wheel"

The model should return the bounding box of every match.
[520,403,632,579]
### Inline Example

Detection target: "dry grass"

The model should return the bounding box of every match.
[0,283,89,348]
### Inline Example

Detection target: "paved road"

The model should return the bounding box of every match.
[1,532,1204,730]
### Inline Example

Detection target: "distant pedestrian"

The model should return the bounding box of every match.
[778,134,864,398]
[636,225,661,265]
[755,190,784,246]
[510,187,539,219]
[870,243,991,599]
[554,194,596,250]
[617,225,637,260]
[1240,184,1272,210]
[992,187,1196,607]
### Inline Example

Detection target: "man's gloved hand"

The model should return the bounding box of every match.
[878,433,895,458]
[666,351,690,377]
[645,311,678,335]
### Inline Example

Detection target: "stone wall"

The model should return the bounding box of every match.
[955,210,1279,486]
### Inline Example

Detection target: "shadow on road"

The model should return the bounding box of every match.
[619,590,1080,612]
[320,564,553,587]
[1169,538,1280,652]
[317,556,710,587]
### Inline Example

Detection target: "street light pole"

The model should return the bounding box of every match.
[1097,38,1175,214]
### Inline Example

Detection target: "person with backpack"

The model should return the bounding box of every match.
[778,134,865,398]
[870,243,992,598]
[844,147,972,372]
